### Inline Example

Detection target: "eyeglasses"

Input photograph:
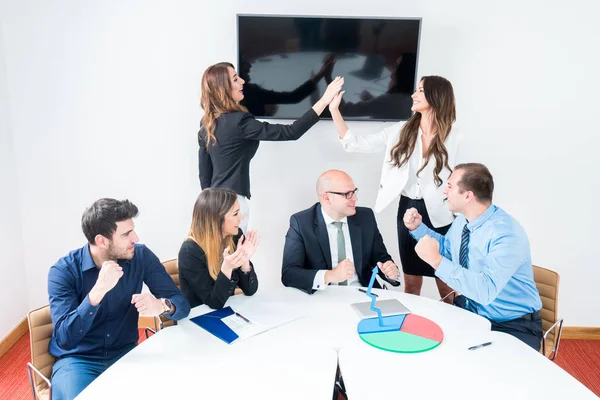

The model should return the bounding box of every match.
[326,188,359,199]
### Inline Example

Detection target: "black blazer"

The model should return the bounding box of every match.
[198,108,319,198]
[281,203,399,294]
[178,230,258,309]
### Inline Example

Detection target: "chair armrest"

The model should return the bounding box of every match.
[27,362,52,399]
[542,318,564,361]
[543,318,563,340]
[145,327,157,339]
[439,291,456,303]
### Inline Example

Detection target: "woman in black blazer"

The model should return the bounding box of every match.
[178,188,260,309]
[198,61,344,231]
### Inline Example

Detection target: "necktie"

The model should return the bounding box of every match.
[332,221,347,285]
[459,224,470,269]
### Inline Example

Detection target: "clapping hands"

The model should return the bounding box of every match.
[221,231,260,277]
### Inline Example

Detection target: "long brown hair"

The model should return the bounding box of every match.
[187,188,238,280]
[199,62,247,147]
[389,75,456,186]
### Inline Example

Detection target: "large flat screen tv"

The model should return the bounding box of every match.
[237,15,421,121]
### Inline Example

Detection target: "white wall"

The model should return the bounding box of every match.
[0,19,28,339]
[0,0,598,331]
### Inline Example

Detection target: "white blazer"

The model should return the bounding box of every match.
[339,122,461,228]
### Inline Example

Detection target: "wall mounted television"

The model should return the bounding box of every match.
[237,14,421,121]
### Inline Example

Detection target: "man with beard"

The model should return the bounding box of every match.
[47,198,190,400]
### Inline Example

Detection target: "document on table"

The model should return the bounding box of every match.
[190,297,305,344]
[234,298,304,333]
[221,313,265,341]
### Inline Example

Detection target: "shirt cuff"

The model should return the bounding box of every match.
[241,265,253,275]
[312,270,328,291]
[166,296,190,321]
[79,294,100,322]
[339,129,355,143]
[410,223,428,241]
[434,257,456,281]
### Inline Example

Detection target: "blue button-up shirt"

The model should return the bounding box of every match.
[48,243,190,359]
[411,205,542,322]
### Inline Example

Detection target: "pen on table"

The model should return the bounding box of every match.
[357,288,378,297]
[234,312,252,324]
[468,341,492,351]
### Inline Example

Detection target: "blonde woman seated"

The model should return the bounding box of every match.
[178,188,259,309]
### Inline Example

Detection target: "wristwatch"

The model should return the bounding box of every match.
[160,298,173,315]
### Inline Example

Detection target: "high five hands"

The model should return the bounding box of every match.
[312,76,344,115]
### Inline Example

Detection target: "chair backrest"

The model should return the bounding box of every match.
[162,259,180,289]
[27,305,56,395]
[532,265,560,354]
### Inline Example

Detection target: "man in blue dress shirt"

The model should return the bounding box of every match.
[48,198,190,399]
[404,163,543,350]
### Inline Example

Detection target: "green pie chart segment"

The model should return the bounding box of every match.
[359,330,441,353]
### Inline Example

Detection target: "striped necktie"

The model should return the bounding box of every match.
[332,221,347,286]
[459,225,470,269]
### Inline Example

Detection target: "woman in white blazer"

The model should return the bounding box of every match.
[328,76,460,301]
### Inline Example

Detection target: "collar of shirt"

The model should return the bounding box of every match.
[465,204,497,233]
[320,207,348,226]
[82,244,99,272]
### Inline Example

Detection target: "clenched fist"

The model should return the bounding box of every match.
[326,259,355,284]
[415,235,443,269]
[378,260,400,281]
[403,208,423,231]
[88,261,123,306]
[131,293,164,317]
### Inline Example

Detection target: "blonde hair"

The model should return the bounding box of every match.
[389,75,456,186]
[199,62,247,147]
[187,188,238,280]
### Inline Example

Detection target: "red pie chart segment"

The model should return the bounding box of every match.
[399,314,444,343]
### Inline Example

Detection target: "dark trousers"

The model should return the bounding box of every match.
[454,295,543,350]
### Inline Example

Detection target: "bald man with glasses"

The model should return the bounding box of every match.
[282,170,400,294]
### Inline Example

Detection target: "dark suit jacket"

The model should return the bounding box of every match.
[281,203,399,294]
[178,229,258,309]
[198,108,319,198]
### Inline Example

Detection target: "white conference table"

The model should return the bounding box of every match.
[340,330,598,399]
[77,286,598,399]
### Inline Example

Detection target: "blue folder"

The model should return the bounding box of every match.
[189,306,239,344]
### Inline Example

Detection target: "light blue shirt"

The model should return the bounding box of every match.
[411,204,542,322]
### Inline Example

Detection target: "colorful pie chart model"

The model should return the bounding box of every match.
[357,314,443,353]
